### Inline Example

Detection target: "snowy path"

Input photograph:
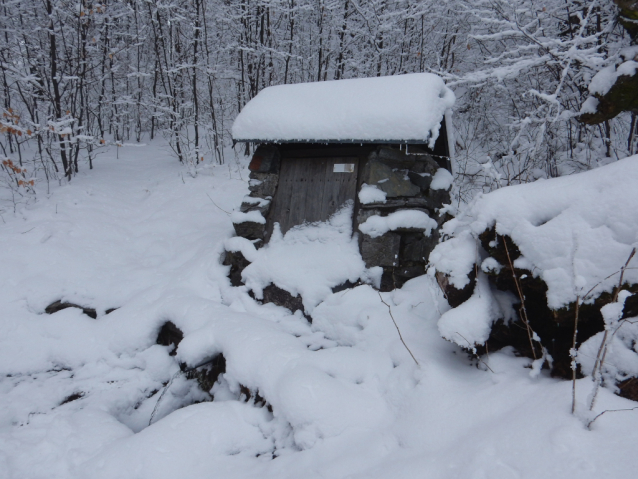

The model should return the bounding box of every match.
[1,144,637,479]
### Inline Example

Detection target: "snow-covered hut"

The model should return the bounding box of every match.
[228,73,456,291]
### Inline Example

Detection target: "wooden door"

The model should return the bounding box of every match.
[268,157,359,236]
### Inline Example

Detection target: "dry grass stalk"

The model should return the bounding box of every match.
[589,247,636,411]
[502,236,539,360]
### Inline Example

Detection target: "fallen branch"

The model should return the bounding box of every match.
[587,406,638,429]
[206,193,230,215]
[378,292,419,366]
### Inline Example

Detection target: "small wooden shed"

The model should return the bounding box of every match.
[227,73,455,291]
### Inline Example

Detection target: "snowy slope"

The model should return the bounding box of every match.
[1,144,638,479]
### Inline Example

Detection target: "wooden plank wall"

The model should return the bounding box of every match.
[268,157,359,236]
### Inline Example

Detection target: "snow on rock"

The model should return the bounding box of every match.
[601,290,633,327]
[427,227,476,290]
[224,236,259,262]
[242,195,271,206]
[358,183,387,204]
[232,73,455,148]
[359,210,437,239]
[437,273,500,347]
[430,168,454,191]
[578,291,638,381]
[581,59,638,115]
[588,61,638,96]
[430,155,638,310]
[240,201,369,312]
[580,95,599,114]
[231,210,266,224]
[481,257,502,275]
[578,325,638,379]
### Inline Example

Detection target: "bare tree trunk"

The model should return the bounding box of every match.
[46,0,70,179]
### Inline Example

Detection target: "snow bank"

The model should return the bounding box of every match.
[80,402,275,478]
[232,73,455,148]
[239,202,369,312]
[359,210,437,239]
[3,142,638,479]
[430,155,638,310]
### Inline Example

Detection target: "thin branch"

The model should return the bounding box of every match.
[206,192,230,215]
[378,291,419,366]
[587,406,638,429]
[589,247,637,411]
[454,331,495,373]
[571,294,580,414]
[502,236,538,360]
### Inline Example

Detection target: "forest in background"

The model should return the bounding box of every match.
[0,0,635,204]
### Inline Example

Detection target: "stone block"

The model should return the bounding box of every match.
[248,172,279,197]
[379,268,396,292]
[362,158,420,198]
[356,208,381,229]
[414,154,441,174]
[233,220,265,240]
[404,197,436,211]
[262,284,308,319]
[395,264,426,281]
[185,354,226,394]
[249,145,281,173]
[223,250,251,286]
[378,174,420,198]
[402,231,439,263]
[377,147,416,169]
[156,321,184,355]
[359,197,435,212]
[45,300,97,319]
[360,232,401,268]
[427,187,451,208]
[240,197,271,216]
[436,270,476,308]
[407,171,432,191]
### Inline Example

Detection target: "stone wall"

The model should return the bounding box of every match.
[230,144,281,242]
[355,147,452,290]
[225,144,452,292]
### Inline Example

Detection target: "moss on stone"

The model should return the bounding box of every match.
[615,1,638,40]
[580,72,638,124]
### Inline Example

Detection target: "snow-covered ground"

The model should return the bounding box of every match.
[1,143,637,479]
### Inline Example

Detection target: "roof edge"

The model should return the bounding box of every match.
[232,138,434,145]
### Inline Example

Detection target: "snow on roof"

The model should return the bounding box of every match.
[232,73,455,147]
